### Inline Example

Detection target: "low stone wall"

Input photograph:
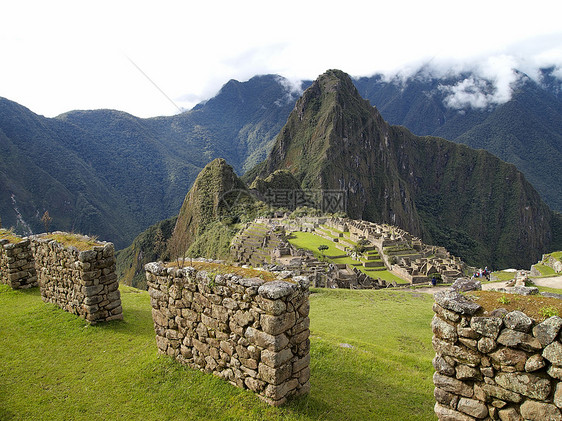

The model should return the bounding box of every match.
[0,235,37,289]
[31,233,122,323]
[145,262,311,406]
[433,290,562,420]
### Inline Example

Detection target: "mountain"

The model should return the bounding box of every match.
[250,69,561,269]
[353,69,562,211]
[0,75,300,247]
[118,158,270,288]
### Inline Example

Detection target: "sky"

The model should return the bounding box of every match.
[2,0,562,118]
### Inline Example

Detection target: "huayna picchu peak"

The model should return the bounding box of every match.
[248,69,561,269]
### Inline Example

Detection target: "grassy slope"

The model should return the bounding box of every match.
[0,285,435,420]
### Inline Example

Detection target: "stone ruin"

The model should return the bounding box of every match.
[0,231,37,289]
[145,262,311,406]
[31,233,122,323]
[433,288,562,420]
[231,216,466,288]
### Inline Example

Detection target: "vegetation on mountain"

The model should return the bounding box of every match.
[354,69,562,211]
[251,69,559,269]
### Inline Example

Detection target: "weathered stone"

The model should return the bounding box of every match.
[471,317,503,339]
[258,281,297,300]
[456,364,482,380]
[245,327,289,352]
[495,372,551,400]
[258,362,292,385]
[433,355,455,376]
[549,365,562,380]
[434,402,475,421]
[481,384,523,403]
[555,382,562,409]
[520,400,562,421]
[533,316,562,346]
[261,348,293,368]
[433,336,481,365]
[433,372,473,397]
[458,326,480,339]
[525,354,546,372]
[498,329,542,352]
[504,311,533,333]
[261,312,296,336]
[458,397,488,418]
[490,348,528,372]
[434,387,459,407]
[543,341,562,365]
[498,407,522,421]
[433,303,461,323]
[432,315,458,342]
[451,277,482,292]
[478,337,497,353]
[264,378,299,400]
[434,290,482,315]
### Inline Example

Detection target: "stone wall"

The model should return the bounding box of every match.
[145,262,311,406]
[31,233,122,323]
[0,235,37,289]
[433,290,562,420]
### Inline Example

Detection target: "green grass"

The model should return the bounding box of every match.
[0,284,436,420]
[533,264,557,276]
[289,232,407,284]
[491,270,516,282]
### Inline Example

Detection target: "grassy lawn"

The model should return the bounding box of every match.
[288,231,408,284]
[533,264,557,276]
[491,270,517,282]
[0,284,436,420]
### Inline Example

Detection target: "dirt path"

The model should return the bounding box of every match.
[410,275,562,295]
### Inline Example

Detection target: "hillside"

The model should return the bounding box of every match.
[252,69,559,269]
[353,68,562,211]
[0,284,436,420]
[0,75,298,248]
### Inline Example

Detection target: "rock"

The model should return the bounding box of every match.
[451,277,482,292]
[432,315,458,342]
[497,329,542,352]
[433,355,455,376]
[504,311,533,333]
[520,400,562,420]
[434,290,482,315]
[457,397,488,418]
[543,341,562,365]
[434,402,475,421]
[434,387,459,407]
[481,383,522,403]
[495,372,551,400]
[433,372,473,397]
[478,337,497,353]
[471,316,503,339]
[490,347,528,372]
[433,336,481,365]
[525,354,546,372]
[555,382,562,409]
[258,281,297,300]
[533,316,562,346]
[497,407,522,421]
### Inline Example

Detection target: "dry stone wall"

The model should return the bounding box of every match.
[0,235,37,289]
[433,290,562,420]
[31,233,122,323]
[145,262,311,406]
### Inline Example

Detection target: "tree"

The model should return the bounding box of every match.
[41,211,52,233]
[318,244,329,257]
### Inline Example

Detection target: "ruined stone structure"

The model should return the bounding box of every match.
[145,262,311,406]
[0,232,37,289]
[433,289,562,420]
[31,233,122,323]
[231,216,465,287]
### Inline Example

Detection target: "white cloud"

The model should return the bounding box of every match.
[1,0,562,117]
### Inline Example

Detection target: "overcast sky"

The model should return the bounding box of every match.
[2,0,562,118]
